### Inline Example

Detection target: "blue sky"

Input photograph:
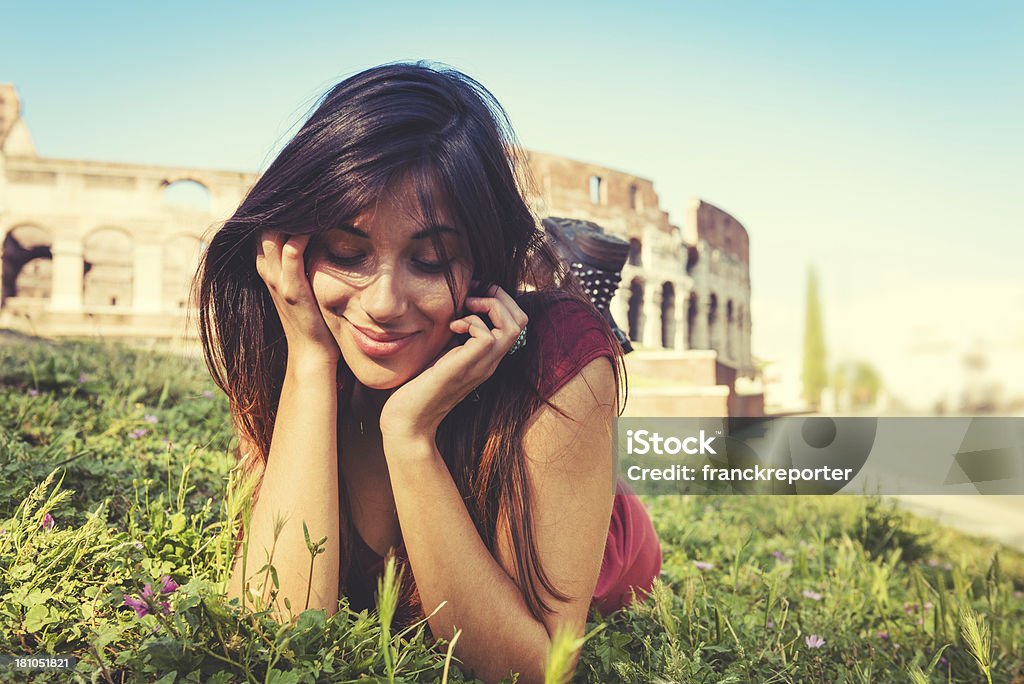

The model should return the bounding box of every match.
[4,1,1022,405]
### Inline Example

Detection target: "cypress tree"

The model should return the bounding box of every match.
[802,266,828,410]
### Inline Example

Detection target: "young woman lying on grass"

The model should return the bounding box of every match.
[196,61,662,683]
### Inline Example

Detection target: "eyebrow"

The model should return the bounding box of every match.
[333,223,460,240]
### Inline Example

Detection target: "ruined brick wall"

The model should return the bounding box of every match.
[692,200,749,265]
[523,149,675,241]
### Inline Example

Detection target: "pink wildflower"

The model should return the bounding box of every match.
[877,630,889,640]
[772,550,790,562]
[805,634,826,649]
[160,576,179,594]
[78,373,89,383]
[124,578,176,619]
[802,589,823,601]
[40,513,54,531]
[693,561,714,571]
[144,414,159,424]
[27,388,40,397]
[123,595,149,618]
[128,428,148,440]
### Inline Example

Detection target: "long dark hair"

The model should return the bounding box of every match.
[196,61,626,625]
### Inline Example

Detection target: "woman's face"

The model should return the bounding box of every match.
[307,177,474,390]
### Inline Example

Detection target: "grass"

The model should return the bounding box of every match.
[0,334,1022,682]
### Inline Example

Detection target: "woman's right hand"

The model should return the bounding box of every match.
[256,230,341,367]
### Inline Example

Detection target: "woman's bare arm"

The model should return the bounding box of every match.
[381,357,616,683]
[226,357,341,619]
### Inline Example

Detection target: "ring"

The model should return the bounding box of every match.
[507,325,528,355]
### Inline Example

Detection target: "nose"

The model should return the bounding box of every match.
[359,271,408,325]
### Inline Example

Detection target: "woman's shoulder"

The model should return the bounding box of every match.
[515,290,617,400]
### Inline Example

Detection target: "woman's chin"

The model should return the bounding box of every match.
[344,361,412,391]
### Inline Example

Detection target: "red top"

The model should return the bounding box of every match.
[341,292,662,627]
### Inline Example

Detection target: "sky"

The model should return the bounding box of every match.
[3,1,1022,408]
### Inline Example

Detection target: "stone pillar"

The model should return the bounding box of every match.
[728,302,738,362]
[133,243,163,313]
[673,284,686,351]
[49,238,84,312]
[642,286,662,348]
[742,307,753,374]
[693,293,710,349]
[708,297,721,354]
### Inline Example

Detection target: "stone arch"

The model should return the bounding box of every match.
[83,227,134,307]
[661,281,676,349]
[161,179,211,213]
[627,277,645,343]
[685,245,699,277]
[628,238,642,266]
[707,293,719,350]
[162,234,205,310]
[1,224,53,303]
[726,299,735,359]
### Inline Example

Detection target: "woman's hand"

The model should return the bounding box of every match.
[380,283,528,443]
[255,230,340,367]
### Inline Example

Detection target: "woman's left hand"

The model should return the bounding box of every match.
[379,283,528,443]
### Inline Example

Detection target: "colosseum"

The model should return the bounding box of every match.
[0,83,762,416]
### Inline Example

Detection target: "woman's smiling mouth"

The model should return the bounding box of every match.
[346,320,420,357]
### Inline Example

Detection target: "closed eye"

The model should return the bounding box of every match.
[325,251,450,275]
[325,251,365,267]
[412,259,450,274]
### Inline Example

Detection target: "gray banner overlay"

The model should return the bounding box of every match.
[614,417,1024,495]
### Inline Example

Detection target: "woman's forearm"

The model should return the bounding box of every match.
[382,434,551,683]
[227,358,341,619]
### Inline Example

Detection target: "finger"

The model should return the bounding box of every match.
[278,235,314,304]
[261,230,283,271]
[464,296,520,338]
[452,314,494,341]
[476,284,529,329]
[256,232,279,283]
[281,233,311,265]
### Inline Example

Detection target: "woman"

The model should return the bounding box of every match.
[197,61,661,682]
